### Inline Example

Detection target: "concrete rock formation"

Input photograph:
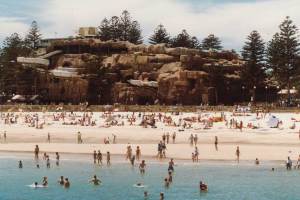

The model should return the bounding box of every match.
[17,38,244,105]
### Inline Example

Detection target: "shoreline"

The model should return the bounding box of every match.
[0,142,297,163]
[0,150,286,166]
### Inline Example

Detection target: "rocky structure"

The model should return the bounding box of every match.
[17,39,245,105]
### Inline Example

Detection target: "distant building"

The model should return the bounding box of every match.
[78,27,98,38]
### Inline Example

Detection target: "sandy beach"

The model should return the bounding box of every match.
[1,111,300,162]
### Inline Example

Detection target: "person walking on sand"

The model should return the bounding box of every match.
[47,133,51,143]
[189,134,194,146]
[77,132,82,144]
[172,132,176,144]
[112,134,117,144]
[166,132,170,144]
[214,136,218,151]
[3,131,6,142]
[236,146,240,163]
[194,134,198,146]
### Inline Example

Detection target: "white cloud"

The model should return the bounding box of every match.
[0,17,29,42]
[2,0,300,50]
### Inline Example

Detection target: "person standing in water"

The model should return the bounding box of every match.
[136,146,141,161]
[97,150,102,165]
[236,146,240,163]
[58,176,64,185]
[194,147,199,162]
[199,181,208,192]
[18,160,23,168]
[93,150,97,164]
[89,175,101,185]
[64,178,70,188]
[164,178,169,188]
[42,177,48,186]
[160,192,164,200]
[130,155,135,166]
[34,145,39,159]
[139,160,146,174]
[107,152,111,166]
[168,158,175,172]
[56,152,60,166]
[214,136,218,151]
[46,157,50,168]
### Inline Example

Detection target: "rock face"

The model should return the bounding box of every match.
[24,39,244,105]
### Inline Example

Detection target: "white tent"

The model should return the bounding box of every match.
[278,89,298,94]
[266,116,279,128]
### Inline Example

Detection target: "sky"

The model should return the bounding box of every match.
[0,0,299,51]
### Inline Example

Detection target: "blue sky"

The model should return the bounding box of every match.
[0,0,299,50]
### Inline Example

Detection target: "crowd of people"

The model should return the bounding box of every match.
[2,108,300,199]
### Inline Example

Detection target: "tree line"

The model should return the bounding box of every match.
[0,11,299,105]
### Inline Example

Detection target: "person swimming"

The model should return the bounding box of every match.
[199,181,208,192]
[89,175,101,185]
[160,192,164,200]
[42,177,48,187]
[164,178,169,188]
[144,191,148,199]
[58,176,64,185]
[64,178,70,188]
[168,171,173,183]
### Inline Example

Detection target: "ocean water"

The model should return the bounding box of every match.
[0,156,300,200]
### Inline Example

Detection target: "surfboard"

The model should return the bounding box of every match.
[27,184,48,188]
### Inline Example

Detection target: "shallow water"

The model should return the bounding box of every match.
[0,156,300,200]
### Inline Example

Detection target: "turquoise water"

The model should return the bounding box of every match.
[0,156,300,200]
